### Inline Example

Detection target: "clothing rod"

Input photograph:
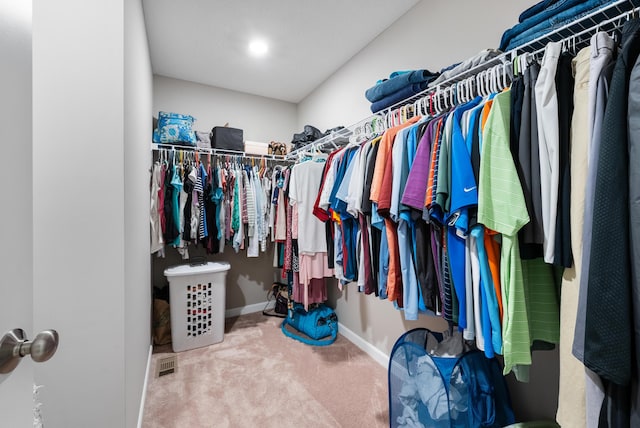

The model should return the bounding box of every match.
[528,3,639,59]
[152,143,294,163]
[378,0,639,115]
[286,0,639,161]
[514,0,639,55]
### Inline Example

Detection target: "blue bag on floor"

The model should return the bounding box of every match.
[281,303,338,346]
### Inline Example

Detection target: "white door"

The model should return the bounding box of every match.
[0,1,36,426]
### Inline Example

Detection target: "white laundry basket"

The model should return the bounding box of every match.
[164,261,231,352]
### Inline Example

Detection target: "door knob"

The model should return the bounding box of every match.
[0,329,59,375]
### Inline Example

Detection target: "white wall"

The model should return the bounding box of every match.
[299,0,560,421]
[152,76,298,310]
[153,75,297,144]
[0,1,34,425]
[124,0,153,426]
[32,0,136,426]
[298,0,533,130]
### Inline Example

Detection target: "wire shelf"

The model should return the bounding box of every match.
[286,0,640,160]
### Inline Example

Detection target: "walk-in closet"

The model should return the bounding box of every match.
[2,0,640,427]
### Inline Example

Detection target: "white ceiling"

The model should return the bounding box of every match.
[142,0,420,103]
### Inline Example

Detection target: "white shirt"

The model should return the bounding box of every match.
[289,160,327,254]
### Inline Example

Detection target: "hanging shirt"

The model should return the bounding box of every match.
[289,160,327,254]
[402,119,438,210]
[477,89,531,381]
[197,163,208,240]
[346,142,371,217]
[447,97,483,331]
[150,162,165,255]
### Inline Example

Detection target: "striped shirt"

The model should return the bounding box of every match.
[477,90,532,379]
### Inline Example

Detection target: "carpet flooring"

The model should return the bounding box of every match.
[142,312,389,427]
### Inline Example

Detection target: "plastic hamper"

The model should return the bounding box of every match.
[163,262,231,352]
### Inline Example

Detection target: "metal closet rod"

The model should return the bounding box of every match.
[152,144,294,163]
[286,0,640,161]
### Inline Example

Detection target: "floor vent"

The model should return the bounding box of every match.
[156,355,177,377]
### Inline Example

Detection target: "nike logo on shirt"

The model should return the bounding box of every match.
[463,186,476,192]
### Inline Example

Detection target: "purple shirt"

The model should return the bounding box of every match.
[401,119,436,209]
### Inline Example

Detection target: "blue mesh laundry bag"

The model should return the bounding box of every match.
[388,328,514,428]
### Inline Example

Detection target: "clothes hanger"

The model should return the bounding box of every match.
[393,108,402,126]
[501,63,509,90]
[384,110,392,129]
[371,117,378,134]
[518,54,526,75]
[377,113,387,133]
[491,67,499,93]
[441,87,449,111]
[462,77,470,101]
[443,87,450,110]
[470,76,477,99]
[387,109,395,128]
[413,99,423,118]
[349,125,363,145]
[425,94,433,117]
[399,105,407,124]
[497,65,504,91]
[450,84,456,108]
[483,69,491,94]
[445,87,450,108]
[456,82,464,104]
[462,80,469,103]
[466,77,474,100]
[422,95,431,117]
[436,86,444,114]
[465,78,472,101]
[476,72,485,98]
[484,69,492,94]
[405,104,413,121]
[370,114,381,134]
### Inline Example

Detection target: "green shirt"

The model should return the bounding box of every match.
[477,90,532,379]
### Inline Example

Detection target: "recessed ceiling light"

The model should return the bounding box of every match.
[248,39,269,57]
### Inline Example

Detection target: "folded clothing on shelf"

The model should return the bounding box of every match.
[365,69,439,103]
[499,0,613,51]
[431,49,503,86]
[370,81,429,113]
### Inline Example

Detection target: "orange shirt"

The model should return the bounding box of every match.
[484,230,503,321]
[370,116,420,305]
[385,218,403,306]
[369,116,421,204]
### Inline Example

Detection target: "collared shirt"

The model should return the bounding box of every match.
[478,89,531,380]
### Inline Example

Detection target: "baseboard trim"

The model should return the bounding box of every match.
[225,301,268,318]
[338,322,389,368]
[137,344,153,428]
